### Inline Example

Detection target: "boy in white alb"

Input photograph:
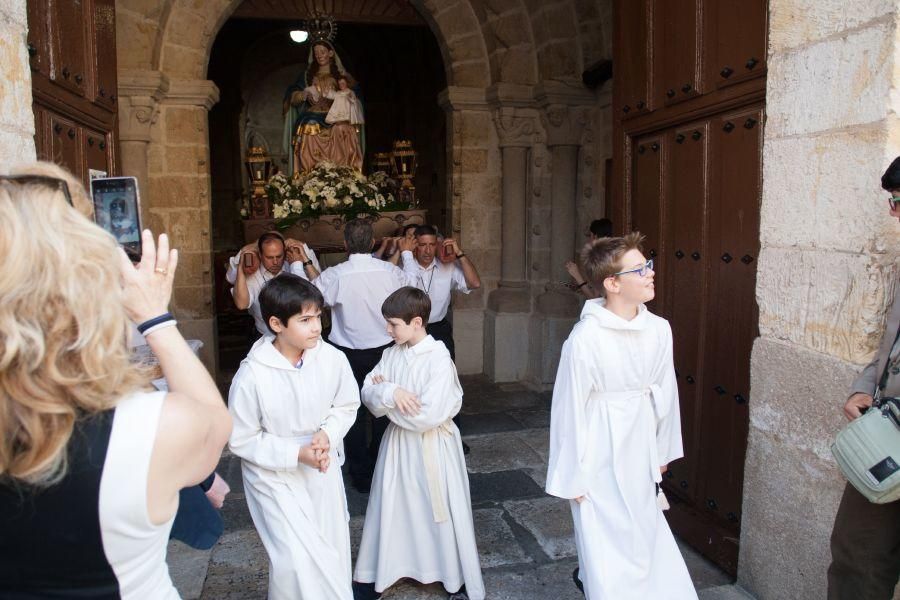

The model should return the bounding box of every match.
[546,233,697,600]
[353,287,485,600]
[228,274,359,600]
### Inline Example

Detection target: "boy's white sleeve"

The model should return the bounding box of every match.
[380,354,462,433]
[361,354,399,418]
[319,352,362,445]
[227,368,301,471]
[545,339,592,500]
[653,323,684,466]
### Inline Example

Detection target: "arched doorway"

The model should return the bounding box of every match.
[116,0,501,380]
[205,12,448,373]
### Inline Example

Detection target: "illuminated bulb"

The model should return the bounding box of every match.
[290,30,309,43]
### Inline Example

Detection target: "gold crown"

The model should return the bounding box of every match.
[305,14,337,44]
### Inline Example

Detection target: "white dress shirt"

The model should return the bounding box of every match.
[306,252,416,349]
[401,255,471,323]
[227,245,321,335]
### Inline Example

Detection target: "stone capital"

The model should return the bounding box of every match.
[486,83,534,109]
[533,80,595,109]
[117,70,170,143]
[493,107,537,148]
[539,104,591,147]
[163,79,221,111]
[438,86,489,112]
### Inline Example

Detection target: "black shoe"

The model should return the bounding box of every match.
[462,441,470,455]
[572,567,584,595]
[352,581,382,600]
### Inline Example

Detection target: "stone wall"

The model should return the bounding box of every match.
[0,0,35,166]
[740,4,900,599]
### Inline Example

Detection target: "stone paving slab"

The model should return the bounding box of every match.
[699,584,756,599]
[200,529,268,598]
[504,496,577,560]
[459,411,525,435]
[464,430,546,473]
[507,407,551,430]
[472,508,532,568]
[166,540,212,600]
[468,470,545,505]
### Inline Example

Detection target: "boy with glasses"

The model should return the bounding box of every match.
[546,232,696,599]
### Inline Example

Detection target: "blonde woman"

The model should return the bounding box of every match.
[0,163,232,598]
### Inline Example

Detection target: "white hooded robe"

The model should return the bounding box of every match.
[353,336,485,599]
[228,337,360,600]
[546,300,697,600]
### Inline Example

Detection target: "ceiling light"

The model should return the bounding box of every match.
[290,30,309,43]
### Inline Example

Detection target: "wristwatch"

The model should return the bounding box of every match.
[302,260,313,267]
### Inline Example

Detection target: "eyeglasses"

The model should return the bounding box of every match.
[611,259,654,278]
[0,174,73,206]
[888,196,900,210]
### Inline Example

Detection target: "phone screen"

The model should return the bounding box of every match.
[90,177,142,261]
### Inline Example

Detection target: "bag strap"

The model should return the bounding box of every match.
[874,324,900,404]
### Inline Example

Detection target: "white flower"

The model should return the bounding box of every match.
[240,207,248,217]
[342,195,352,206]
[324,197,339,208]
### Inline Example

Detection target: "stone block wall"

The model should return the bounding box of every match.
[0,0,36,166]
[740,4,900,598]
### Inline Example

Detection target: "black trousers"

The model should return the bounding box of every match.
[426,318,463,432]
[330,340,392,483]
[827,482,900,599]
[427,317,455,360]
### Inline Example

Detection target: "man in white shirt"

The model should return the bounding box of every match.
[401,225,481,454]
[293,219,417,491]
[231,232,320,338]
[400,225,481,359]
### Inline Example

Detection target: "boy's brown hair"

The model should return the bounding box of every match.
[579,231,645,297]
[382,286,431,325]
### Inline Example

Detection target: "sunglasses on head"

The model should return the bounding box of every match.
[0,174,74,206]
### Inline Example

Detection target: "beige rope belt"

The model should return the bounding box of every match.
[422,419,455,523]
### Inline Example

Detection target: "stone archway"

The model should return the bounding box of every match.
[115,0,609,379]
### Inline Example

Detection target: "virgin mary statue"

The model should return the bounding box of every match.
[282,41,365,175]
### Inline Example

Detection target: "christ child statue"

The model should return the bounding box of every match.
[325,75,364,126]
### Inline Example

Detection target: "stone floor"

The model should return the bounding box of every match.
[168,375,752,599]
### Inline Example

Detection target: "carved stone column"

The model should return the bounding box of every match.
[529,82,594,386]
[484,104,536,381]
[117,70,168,194]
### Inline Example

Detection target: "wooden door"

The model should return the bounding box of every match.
[613,0,767,575]
[28,0,119,185]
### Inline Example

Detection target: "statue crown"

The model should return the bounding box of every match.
[305,14,337,44]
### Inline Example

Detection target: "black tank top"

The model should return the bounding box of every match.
[0,410,121,598]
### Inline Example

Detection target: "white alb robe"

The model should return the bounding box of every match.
[228,337,360,600]
[546,300,697,600]
[354,336,485,599]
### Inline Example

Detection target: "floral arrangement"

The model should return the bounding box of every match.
[265,162,412,225]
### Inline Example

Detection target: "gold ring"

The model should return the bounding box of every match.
[154,267,167,275]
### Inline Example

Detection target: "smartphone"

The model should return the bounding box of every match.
[90,177,142,261]
[243,252,255,267]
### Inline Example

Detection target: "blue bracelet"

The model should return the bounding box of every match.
[137,312,174,335]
